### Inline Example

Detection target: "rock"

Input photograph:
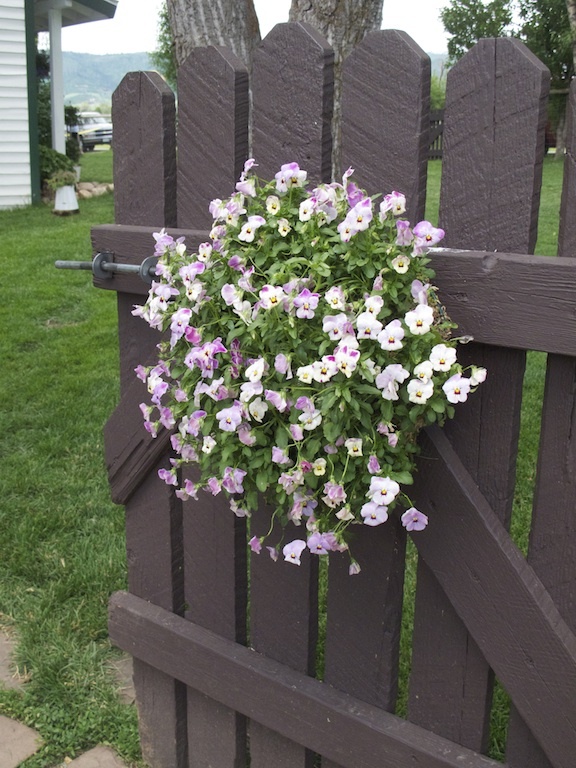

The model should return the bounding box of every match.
[0,716,42,768]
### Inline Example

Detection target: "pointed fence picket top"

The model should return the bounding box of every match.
[408,37,550,753]
[439,38,549,253]
[341,29,431,224]
[251,21,334,185]
[176,46,249,230]
[506,80,576,768]
[112,71,177,231]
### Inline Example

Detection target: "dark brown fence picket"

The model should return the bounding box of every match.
[505,80,576,768]
[176,46,249,230]
[408,37,550,753]
[341,29,431,224]
[320,34,432,768]
[248,23,335,768]
[173,47,251,768]
[106,72,186,768]
[251,22,334,185]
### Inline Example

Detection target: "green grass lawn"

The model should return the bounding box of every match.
[0,149,565,765]
[0,153,142,766]
[80,147,114,184]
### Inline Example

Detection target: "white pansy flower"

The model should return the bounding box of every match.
[312,458,327,476]
[407,378,434,403]
[413,360,433,383]
[405,304,434,335]
[470,366,487,386]
[249,397,268,422]
[364,295,384,315]
[325,287,346,310]
[391,255,410,273]
[344,438,363,457]
[245,358,266,382]
[296,364,315,383]
[201,436,216,454]
[356,311,383,340]
[429,343,457,372]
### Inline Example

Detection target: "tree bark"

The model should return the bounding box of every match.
[289,0,384,176]
[567,0,576,75]
[166,0,261,70]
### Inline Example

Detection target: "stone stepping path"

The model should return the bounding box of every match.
[0,630,134,767]
[56,746,129,767]
[0,631,27,692]
[0,716,41,768]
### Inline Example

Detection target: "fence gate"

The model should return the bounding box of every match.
[92,23,576,768]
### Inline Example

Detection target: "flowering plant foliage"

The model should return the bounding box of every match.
[134,160,486,573]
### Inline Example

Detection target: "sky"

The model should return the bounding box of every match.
[60,0,449,56]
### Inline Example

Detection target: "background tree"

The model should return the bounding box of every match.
[288,0,384,175]
[165,0,261,74]
[519,0,574,152]
[568,0,576,72]
[440,0,514,64]
[150,2,177,90]
[440,0,573,153]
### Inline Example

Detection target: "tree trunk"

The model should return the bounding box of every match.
[555,102,567,158]
[289,0,384,177]
[166,0,261,70]
[567,0,576,75]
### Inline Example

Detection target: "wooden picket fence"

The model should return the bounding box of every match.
[91,23,576,768]
[429,109,444,158]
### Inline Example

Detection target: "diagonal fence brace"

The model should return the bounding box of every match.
[55,251,158,284]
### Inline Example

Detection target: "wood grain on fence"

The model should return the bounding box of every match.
[408,37,549,753]
[106,71,186,768]
[251,22,334,186]
[98,25,576,768]
[341,29,430,224]
[506,79,576,768]
[175,46,251,768]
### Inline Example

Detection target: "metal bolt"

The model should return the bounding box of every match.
[55,252,158,284]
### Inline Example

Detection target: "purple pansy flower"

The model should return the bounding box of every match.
[222,467,247,495]
[282,539,307,565]
[401,507,428,531]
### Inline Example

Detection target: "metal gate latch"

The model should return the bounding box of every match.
[55,251,158,284]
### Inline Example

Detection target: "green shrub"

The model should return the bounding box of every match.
[46,169,78,190]
[66,135,82,164]
[39,145,75,185]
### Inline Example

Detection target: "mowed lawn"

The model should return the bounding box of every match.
[0,148,565,765]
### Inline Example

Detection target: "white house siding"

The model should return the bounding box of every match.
[0,0,32,209]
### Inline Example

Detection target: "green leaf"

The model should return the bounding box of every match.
[256,471,269,493]
[390,470,413,485]
[323,420,341,444]
[275,426,289,448]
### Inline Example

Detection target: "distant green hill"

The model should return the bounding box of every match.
[63,52,155,108]
[63,50,448,110]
